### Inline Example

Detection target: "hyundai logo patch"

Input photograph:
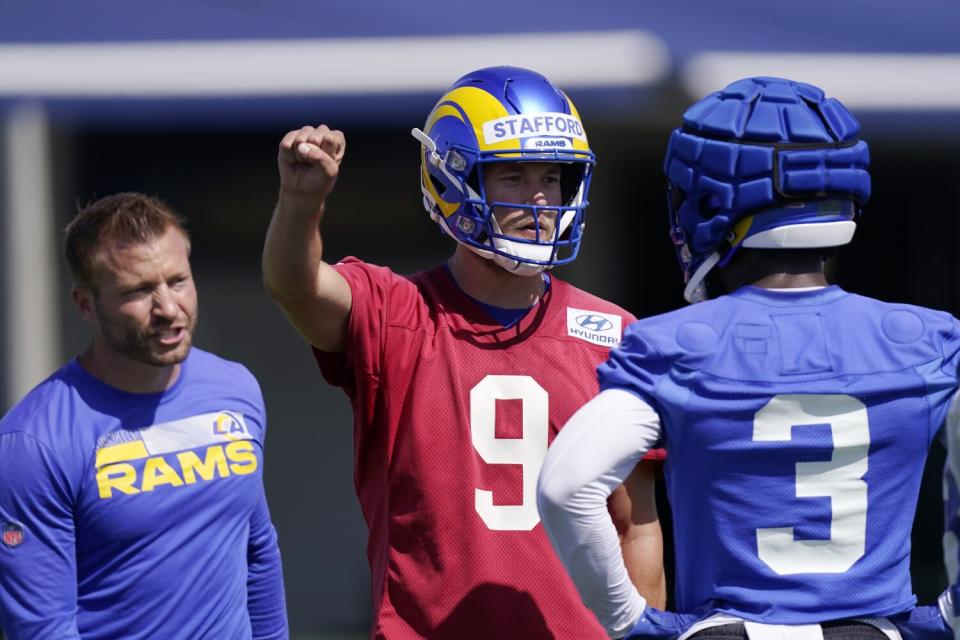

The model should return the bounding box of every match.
[567,307,622,347]
[575,314,614,332]
[2,521,24,547]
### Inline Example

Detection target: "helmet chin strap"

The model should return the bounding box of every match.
[492,252,548,276]
[684,251,721,303]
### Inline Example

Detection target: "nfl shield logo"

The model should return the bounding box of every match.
[2,521,24,547]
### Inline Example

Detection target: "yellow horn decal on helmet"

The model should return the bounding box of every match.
[438,86,519,155]
[730,215,755,247]
[424,102,466,131]
[421,99,475,221]
[426,86,508,135]
[422,86,518,220]
[563,91,591,153]
[423,163,459,220]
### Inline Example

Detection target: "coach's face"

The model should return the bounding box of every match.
[78,226,198,368]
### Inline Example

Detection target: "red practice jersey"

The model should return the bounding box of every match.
[314,258,661,639]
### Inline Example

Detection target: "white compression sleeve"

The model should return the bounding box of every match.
[537,388,662,638]
[944,389,960,592]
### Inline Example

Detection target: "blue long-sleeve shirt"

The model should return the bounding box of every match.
[0,349,288,639]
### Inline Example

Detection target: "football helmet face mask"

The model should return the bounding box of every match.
[412,66,595,276]
[663,76,871,302]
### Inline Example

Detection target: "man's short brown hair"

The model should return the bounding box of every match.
[64,192,191,288]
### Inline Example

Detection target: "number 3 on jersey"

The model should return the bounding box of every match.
[470,375,548,531]
[753,394,870,574]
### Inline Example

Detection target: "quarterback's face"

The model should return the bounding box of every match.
[483,162,563,241]
[82,226,198,368]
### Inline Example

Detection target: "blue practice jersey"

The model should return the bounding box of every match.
[599,285,960,622]
[0,349,287,639]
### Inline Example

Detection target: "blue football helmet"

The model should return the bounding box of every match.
[663,76,871,302]
[412,66,595,276]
